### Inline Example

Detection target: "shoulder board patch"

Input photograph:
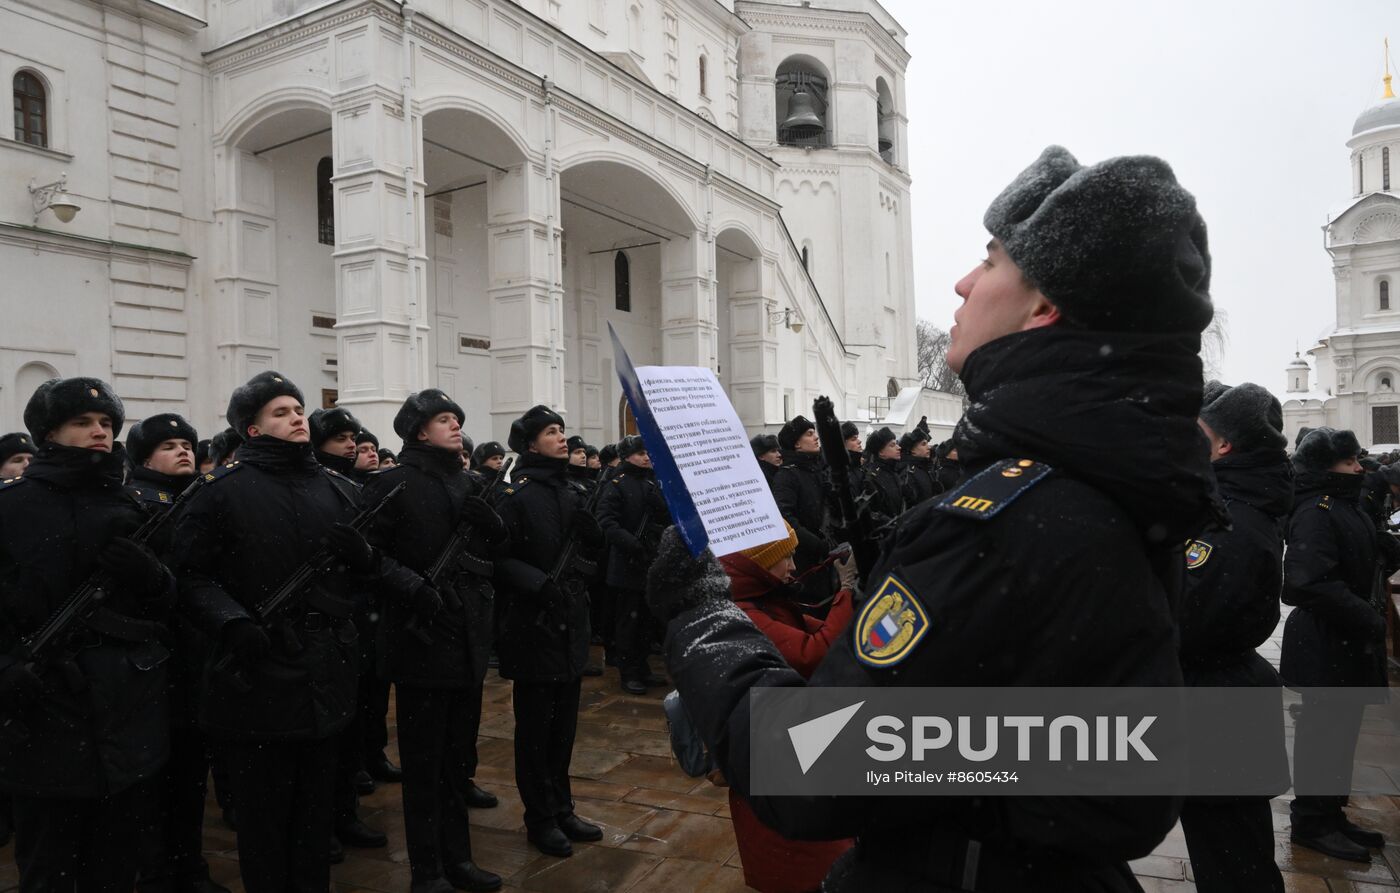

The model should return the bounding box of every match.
[854,574,930,668]
[502,476,529,496]
[1185,540,1213,570]
[932,459,1052,521]
[129,486,175,505]
[0,476,28,491]
[204,461,246,483]
[1318,495,1331,511]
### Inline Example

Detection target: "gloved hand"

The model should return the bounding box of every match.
[221,619,271,667]
[412,583,444,622]
[0,662,41,712]
[327,523,376,574]
[461,496,507,542]
[572,511,605,549]
[645,527,730,623]
[617,532,645,555]
[834,549,859,591]
[98,537,168,597]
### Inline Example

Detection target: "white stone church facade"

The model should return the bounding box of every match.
[0,0,948,447]
[1284,75,1400,449]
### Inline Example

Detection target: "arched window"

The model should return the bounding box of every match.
[875,77,895,163]
[887,378,900,399]
[1382,279,1391,311]
[316,157,334,246]
[627,4,643,56]
[1384,376,1394,390]
[801,245,810,271]
[614,251,631,312]
[1359,154,1366,195]
[1386,147,1392,191]
[775,56,829,149]
[699,55,708,98]
[13,71,47,148]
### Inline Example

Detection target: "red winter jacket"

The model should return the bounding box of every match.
[717,553,855,893]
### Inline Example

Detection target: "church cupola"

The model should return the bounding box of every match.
[1286,352,1310,394]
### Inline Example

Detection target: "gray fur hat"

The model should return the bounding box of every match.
[226,371,304,438]
[1198,381,1285,453]
[1292,427,1362,474]
[984,146,1212,334]
[25,377,126,442]
[126,413,199,467]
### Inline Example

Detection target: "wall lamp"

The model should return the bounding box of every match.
[30,173,81,224]
[769,307,804,333]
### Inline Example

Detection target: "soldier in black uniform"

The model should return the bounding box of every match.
[1178,382,1292,891]
[0,378,174,892]
[566,435,594,488]
[751,433,781,489]
[648,146,1222,890]
[355,429,381,478]
[306,407,392,851]
[564,435,605,678]
[899,426,938,506]
[493,405,606,858]
[378,448,398,468]
[124,413,234,893]
[1282,427,1390,862]
[933,439,963,492]
[0,432,35,479]
[471,441,505,476]
[362,389,504,893]
[858,426,904,526]
[840,421,863,470]
[170,371,398,893]
[772,416,833,604]
[597,435,669,694]
[586,445,601,472]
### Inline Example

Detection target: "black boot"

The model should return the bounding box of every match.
[366,753,403,783]
[1290,827,1371,862]
[444,861,503,892]
[336,815,389,848]
[620,674,647,695]
[527,821,573,857]
[463,780,499,809]
[558,812,603,842]
[1340,818,1385,849]
[352,768,375,795]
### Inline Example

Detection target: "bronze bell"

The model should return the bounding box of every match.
[781,89,824,138]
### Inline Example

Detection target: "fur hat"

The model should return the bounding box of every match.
[778,415,816,451]
[461,436,474,459]
[472,441,506,466]
[508,405,565,454]
[840,421,860,441]
[1294,426,1314,449]
[1292,427,1362,474]
[308,407,362,450]
[865,426,897,455]
[208,428,240,466]
[599,444,618,465]
[585,444,599,459]
[750,433,779,456]
[356,429,379,449]
[735,521,798,570]
[377,448,396,464]
[984,145,1212,334]
[0,432,36,465]
[393,389,464,442]
[126,413,198,467]
[567,435,587,455]
[24,377,126,442]
[899,427,931,454]
[1198,381,1285,453]
[618,434,646,459]
[226,371,304,438]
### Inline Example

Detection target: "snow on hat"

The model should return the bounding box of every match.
[1292,427,1362,474]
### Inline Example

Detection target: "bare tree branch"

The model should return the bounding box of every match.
[916,319,966,396]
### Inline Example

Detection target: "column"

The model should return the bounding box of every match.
[660,233,716,368]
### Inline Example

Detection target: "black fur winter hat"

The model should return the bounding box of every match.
[393,389,465,442]
[126,413,198,467]
[750,433,779,456]
[567,435,587,455]
[472,441,505,466]
[1292,427,1362,474]
[1198,381,1285,453]
[1294,426,1314,449]
[984,145,1212,334]
[599,444,618,465]
[508,405,565,454]
[617,434,646,459]
[0,432,36,465]
[840,421,860,441]
[865,426,897,455]
[208,428,240,466]
[226,371,304,438]
[778,415,815,451]
[356,429,379,449]
[898,427,931,454]
[24,377,126,442]
[308,407,362,449]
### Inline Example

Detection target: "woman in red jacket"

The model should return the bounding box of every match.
[716,523,856,893]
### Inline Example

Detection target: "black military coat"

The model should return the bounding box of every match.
[859,456,905,523]
[364,442,502,688]
[597,465,666,590]
[899,455,939,506]
[0,445,172,798]
[492,454,594,682]
[1281,470,1388,691]
[170,436,371,742]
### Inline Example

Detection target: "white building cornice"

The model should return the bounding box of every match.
[733,1,910,68]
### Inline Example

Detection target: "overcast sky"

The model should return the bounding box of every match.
[884,0,1395,395]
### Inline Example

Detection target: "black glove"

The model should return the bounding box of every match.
[412,583,444,621]
[618,531,645,555]
[98,537,168,597]
[462,496,507,542]
[327,523,376,574]
[0,662,41,712]
[221,619,271,667]
[645,527,729,623]
[572,511,605,549]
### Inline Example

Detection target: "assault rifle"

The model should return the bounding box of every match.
[547,479,604,592]
[211,480,406,688]
[812,395,881,583]
[1,471,211,742]
[407,457,515,644]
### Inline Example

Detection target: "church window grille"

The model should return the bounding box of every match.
[1374,405,1399,444]
[1386,147,1392,191]
[13,71,46,148]
[615,251,631,312]
[317,157,335,245]
[1382,280,1390,311]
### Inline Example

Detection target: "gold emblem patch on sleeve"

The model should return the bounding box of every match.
[854,574,930,668]
[1185,540,1212,570]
